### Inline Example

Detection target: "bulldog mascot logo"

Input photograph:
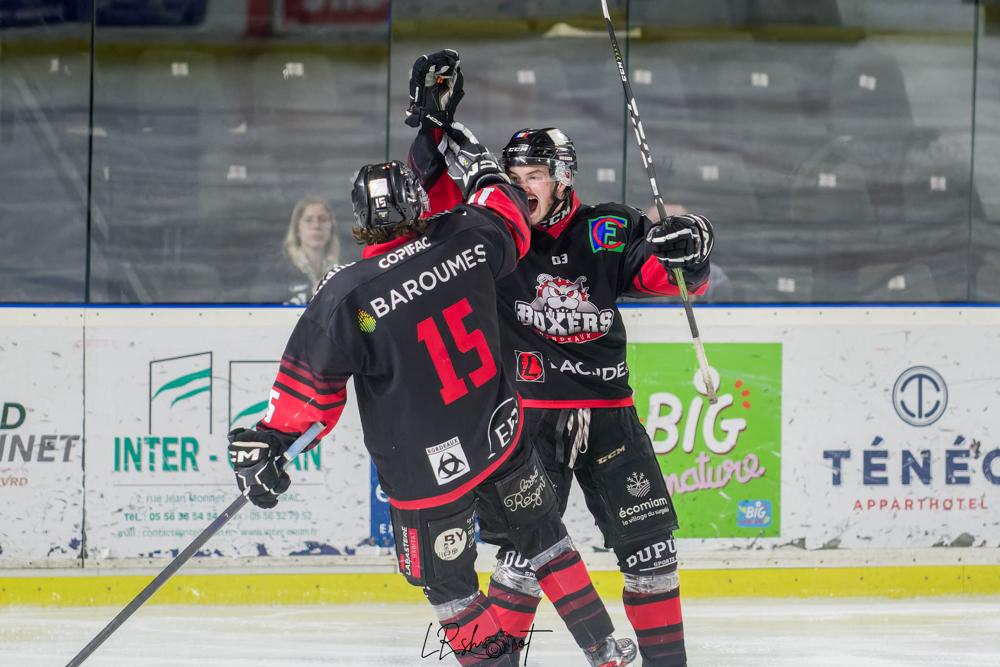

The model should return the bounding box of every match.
[515,274,614,344]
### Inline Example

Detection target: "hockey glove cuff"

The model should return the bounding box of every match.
[647,213,715,269]
[444,122,510,199]
[227,427,294,509]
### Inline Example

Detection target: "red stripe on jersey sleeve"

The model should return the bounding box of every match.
[425,164,463,214]
[261,381,348,447]
[632,256,710,297]
[469,185,531,260]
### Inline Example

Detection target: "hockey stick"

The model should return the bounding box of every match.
[66,421,325,667]
[599,0,718,404]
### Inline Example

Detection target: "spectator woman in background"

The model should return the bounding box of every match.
[280,197,340,304]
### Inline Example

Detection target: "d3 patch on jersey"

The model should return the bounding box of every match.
[425,436,471,485]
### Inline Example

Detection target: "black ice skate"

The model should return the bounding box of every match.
[585,636,638,667]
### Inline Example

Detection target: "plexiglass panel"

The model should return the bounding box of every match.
[86,2,388,303]
[626,0,977,302]
[1,14,91,301]
[0,0,996,304]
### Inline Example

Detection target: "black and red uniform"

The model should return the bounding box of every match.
[260,185,532,509]
[258,180,619,662]
[411,127,708,667]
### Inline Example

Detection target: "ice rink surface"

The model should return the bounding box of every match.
[3,597,998,667]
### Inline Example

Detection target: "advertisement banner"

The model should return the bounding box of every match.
[0,311,84,563]
[782,325,1000,549]
[4,306,1000,565]
[627,343,783,539]
[83,309,371,560]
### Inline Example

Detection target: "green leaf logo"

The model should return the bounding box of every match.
[357,309,377,333]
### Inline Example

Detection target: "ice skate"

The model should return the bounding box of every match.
[585,636,638,667]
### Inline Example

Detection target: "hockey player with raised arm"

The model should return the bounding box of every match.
[226,140,637,664]
[405,50,715,667]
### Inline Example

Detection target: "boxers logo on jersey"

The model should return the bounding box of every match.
[514,274,614,344]
[589,215,628,253]
[425,436,471,485]
[515,351,545,382]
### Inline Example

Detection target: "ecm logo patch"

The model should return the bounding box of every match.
[892,366,947,427]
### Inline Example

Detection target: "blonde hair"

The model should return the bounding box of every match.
[284,197,340,284]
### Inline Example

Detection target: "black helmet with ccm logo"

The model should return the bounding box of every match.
[351,161,429,232]
[500,128,577,187]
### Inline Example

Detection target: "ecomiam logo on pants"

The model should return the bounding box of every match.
[626,472,652,498]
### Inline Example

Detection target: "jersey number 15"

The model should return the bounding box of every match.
[416,297,497,405]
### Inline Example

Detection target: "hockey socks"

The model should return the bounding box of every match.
[622,587,687,666]
[436,592,518,666]
[487,578,542,640]
[535,550,615,648]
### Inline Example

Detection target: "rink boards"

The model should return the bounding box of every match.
[1,305,999,601]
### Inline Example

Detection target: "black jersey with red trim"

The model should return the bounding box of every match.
[408,129,710,408]
[258,183,532,509]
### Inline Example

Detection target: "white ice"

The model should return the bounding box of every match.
[2,598,998,666]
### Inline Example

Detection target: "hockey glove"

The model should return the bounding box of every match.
[404,49,464,130]
[646,213,715,269]
[444,122,510,199]
[227,427,294,509]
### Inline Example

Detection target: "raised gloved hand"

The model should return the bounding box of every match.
[444,122,510,199]
[227,427,295,509]
[646,213,714,269]
[404,49,464,130]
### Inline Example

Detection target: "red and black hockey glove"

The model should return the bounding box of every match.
[646,213,715,269]
[404,49,464,130]
[227,427,294,509]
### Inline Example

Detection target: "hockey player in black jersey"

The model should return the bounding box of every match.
[226,138,637,664]
[405,50,715,667]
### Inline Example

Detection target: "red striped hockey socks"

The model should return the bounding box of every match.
[434,592,518,666]
[487,578,542,640]
[623,586,687,666]
[535,549,614,648]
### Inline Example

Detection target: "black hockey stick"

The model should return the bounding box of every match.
[66,421,325,667]
[599,0,718,404]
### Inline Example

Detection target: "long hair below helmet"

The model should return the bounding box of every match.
[351,161,429,244]
[501,127,578,188]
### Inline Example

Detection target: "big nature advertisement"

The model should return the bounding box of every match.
[627,343,782,539]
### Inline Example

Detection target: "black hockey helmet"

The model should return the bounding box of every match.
[501,128,577,188]
[351,161,429,233]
